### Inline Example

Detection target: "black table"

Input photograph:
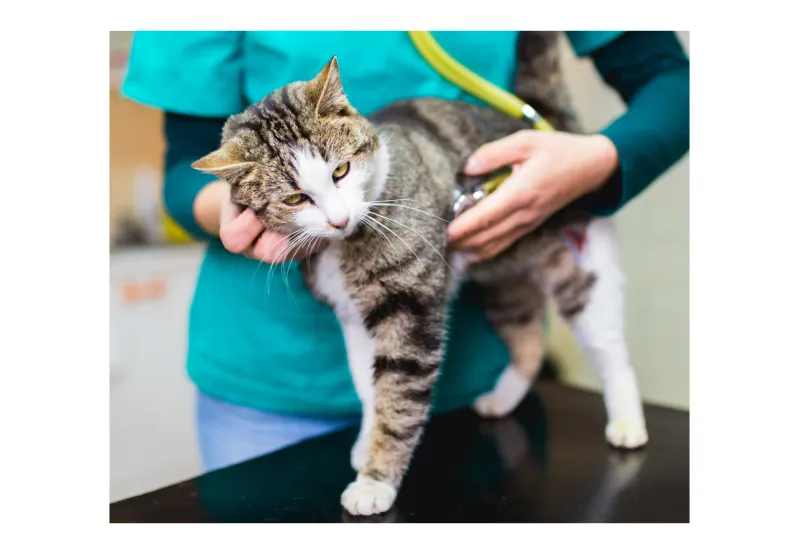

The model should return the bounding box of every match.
[110,382,689,523]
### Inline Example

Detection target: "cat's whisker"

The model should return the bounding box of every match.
[370,202,451,223]
[248,258,265,297]
[281,231,310,276]
[362,218,391,251]
[363,216,400,255]
[263,230,298,266]
[293,233,326,297]
[373,197,424,204]
[291,232,317,266]
[369,211,452,271]
[278,237,296,285]
[266,231,296,297]
[308,236,321,259]
[268,230,303,301]
[281,231,314,308]
[308,235,323,260]
[266,229,304,298]
[312,235,326,256]
[365,214,424,265]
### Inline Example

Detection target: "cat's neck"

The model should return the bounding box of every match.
[364,134,391,203]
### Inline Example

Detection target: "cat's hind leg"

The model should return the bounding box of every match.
[547,218,648,449]
[473,280,546,418]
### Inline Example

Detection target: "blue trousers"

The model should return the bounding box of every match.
[195,390,359,473]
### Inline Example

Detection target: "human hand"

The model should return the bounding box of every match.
[447,130,618,262]
[218,190,324,263]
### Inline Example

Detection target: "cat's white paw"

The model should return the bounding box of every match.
[350,434,369,472]
[473,366,531,418]
[605,420,648,449]
[341,476,397,516]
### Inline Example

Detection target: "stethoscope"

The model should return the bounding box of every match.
[407,31,556,217]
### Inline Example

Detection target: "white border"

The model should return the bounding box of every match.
[4,0,796,550]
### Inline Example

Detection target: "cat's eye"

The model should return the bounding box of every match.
[283,193,310,206]
[332,162,350,182]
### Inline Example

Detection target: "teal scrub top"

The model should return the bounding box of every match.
[122,31,623,417]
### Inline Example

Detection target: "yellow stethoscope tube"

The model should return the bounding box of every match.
[408,31,556,203]
[407,31,555,132]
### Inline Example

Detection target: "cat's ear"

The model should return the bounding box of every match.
[191,141,254,181]
[305,56,350,117]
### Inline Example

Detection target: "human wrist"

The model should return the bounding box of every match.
[193,179,229,237]
[582,133,619,194]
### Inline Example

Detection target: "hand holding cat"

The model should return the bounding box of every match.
[447,130,619,262]
[218,192,324,263]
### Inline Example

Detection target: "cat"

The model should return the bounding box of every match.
[192,56,648,517]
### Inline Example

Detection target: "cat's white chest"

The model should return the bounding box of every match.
[313,244,360,324]
[315,247,467,311]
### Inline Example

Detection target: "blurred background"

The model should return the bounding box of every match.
[109,31,689,502]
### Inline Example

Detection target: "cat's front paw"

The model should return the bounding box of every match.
[605,420,648,449]
[341,475,397,516]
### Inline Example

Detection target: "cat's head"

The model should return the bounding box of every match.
[192,57,382,239]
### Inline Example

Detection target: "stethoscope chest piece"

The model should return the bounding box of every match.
[452,164,513,218]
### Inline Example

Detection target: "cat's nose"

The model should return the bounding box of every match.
[330,217,350,230]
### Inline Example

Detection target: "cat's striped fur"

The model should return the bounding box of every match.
[192,34,648,517]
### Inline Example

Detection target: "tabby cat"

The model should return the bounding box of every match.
[192,49,648,517]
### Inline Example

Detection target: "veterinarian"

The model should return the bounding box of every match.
[122,31,689,473]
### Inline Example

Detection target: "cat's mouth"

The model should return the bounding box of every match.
[294,225,351,241]
[321,222,358,239]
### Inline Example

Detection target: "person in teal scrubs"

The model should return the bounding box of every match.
[122,31,689,473]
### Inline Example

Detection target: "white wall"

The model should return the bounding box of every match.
[547,32,690,410]
[110,246,204,502]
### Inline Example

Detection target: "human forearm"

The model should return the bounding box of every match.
[576,31,690,215]
[163,112,228,240]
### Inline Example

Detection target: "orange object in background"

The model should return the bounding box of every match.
[121,278,167,305]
